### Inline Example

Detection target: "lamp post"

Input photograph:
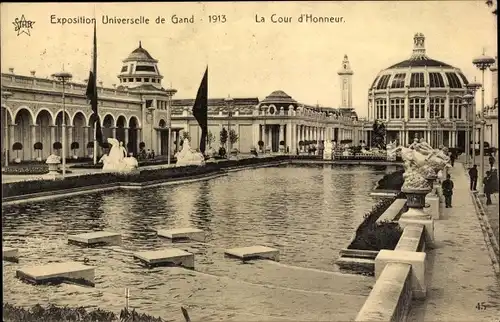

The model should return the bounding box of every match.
[165,87,177,166]
[2,90,13,167]
[465,82,482,165]
[462,92,474,167]
[51,72,73,178]
[225,95,234,158]
[472,51,495,194]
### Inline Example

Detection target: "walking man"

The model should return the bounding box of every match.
[484,171,493,205]
[489,155,495,170]
[442,174,454,208]
[469,164,478,191]
[450,151,456,167]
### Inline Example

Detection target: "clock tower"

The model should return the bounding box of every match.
[337,54,353,108]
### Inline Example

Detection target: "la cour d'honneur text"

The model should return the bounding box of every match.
[50,14,196,25]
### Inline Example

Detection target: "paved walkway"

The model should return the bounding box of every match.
[408,162,500,322]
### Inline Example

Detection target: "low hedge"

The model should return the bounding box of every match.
[2,303,165,322]
[71,158,179,169]
[375,169,405,191]
[348,196,403,251]
[3,165,73,175]
[2,156,289,198]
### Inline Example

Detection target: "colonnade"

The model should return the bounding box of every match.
[257,123,358,153]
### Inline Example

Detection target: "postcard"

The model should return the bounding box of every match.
[1,1,498,322]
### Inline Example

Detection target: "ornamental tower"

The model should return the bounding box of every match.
[338,54,353,108]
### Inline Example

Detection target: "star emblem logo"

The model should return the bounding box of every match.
[12,15,35,36]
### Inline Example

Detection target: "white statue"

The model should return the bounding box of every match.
[175,138,205,167]
[100,138,138,173]
[388,139,450,191]
[323,140,333,160]
[119,141,128,159]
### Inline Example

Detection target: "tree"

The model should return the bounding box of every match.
[70,142,79,155]
[34,142,43,159]
[220,127,228,147]
[53,142,62,153]
[13,142,23,159]
[207,131,215,148]
[372,120,386,149]
[229,129,239,146]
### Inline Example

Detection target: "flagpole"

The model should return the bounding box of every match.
[93,125,97,165]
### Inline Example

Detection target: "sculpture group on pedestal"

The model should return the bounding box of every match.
[323,140,333,160]
[389,139,451,218]
[175,138,205,167]
[100,138,139,173]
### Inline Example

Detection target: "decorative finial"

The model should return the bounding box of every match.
[412,32,426,58]
[482,47,486,55]
[139,41,142,48]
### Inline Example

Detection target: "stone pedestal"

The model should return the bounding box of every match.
[45,154,61,176]
[400,187,435,246]
[399,217,434,247]
[375,250,427,299]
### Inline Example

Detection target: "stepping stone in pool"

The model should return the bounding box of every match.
[134,249,195,269]
[224,246,280,261]
[68,231,122,247]
[156,228,205,242]
[3,247,19,263]
[16,261,96,287]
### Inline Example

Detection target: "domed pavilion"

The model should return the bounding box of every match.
[367,33,470,149]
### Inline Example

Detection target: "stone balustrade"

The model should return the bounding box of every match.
[376,199,407,223]
[355,262,412,322]
[355,222,427,321]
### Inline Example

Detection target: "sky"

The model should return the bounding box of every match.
[1,1,497,117]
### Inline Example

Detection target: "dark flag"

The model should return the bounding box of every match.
[192,67,208,154]
[86,20,103,145]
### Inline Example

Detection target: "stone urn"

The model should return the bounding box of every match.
[35,157,42,162]
[46,154,61,175]
[401,187,433,219]
[265,147,271,154]
[72,155,78,160]
[14,158,21,164]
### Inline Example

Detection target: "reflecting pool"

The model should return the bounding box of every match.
[2,164,389,321]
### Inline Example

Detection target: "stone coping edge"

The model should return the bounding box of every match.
[462,163,500,279]
[471,190,500,278]
[290,159,403,166]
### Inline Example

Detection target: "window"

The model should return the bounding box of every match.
[376,75,391,89]
[458,72,469,86]
[135,65,156,72]
[145,78,150,83]
[449,98,462,119]
[135,78,141,82]
[390,98,404,119]
[409,98,426,119]
[122,78,127,83]
[445,72,462,88]
[429,98,445,118]
[129,78,134,82]
[371,76,380,89]
[391,73,406,88]
[410,73,425,87]
[375,99,387,119]
[121,66,128,72]
[429,73,445,88]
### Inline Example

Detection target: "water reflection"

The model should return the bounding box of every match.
[2,164,386,319]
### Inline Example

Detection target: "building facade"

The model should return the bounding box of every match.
[364,33,474,149]
[1,43,361,162]
[484,56,498,149]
